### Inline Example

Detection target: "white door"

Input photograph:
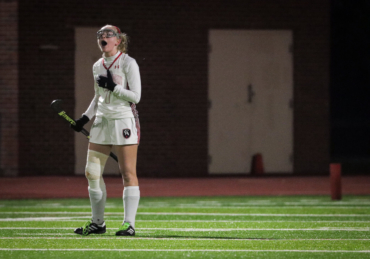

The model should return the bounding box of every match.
[208,30,293,174]
[75,27,120,175]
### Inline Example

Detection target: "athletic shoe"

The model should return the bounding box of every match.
[74,221,106,236]
[115,222,135,236]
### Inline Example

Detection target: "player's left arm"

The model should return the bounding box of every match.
[113,60,141,104]
[97,60,141,104]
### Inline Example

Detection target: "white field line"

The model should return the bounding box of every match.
[286,202,370,205]
[1,212,92,214]
[3,205,370,209]
[0,217,91,221]
[229,202,370,205]
[169,206,370,209]
[2,206,108,209]
[1,218,369,223]
[2,212,370,217]
[17,232,154,236]
[139,212,370,217]
[137,219,370,223]
[1,237,370,241]
[0,248,370,253]
[152,206,370,209]
[0,227,369,231]
[139,227,370,231]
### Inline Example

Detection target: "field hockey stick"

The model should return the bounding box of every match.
[50,99,118,162]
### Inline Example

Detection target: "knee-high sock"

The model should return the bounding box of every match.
[123,186,140,229]
[88,177,107,225]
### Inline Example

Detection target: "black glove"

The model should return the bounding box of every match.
[97,70,117,91]
[70,115,90,132]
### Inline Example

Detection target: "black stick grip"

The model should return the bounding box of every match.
[50,99,119,163]
[80,128,90,137]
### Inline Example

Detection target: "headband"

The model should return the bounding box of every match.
[114,26,121,34]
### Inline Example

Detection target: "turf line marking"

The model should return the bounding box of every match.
[2,212,370,217]
[140,228,370,231]
[151,206,370,209]
[1,237,370,241]
[139,213,370,217]
[1,212,89,214]
[3,205,370,209]
[1,227,369,231]
[1,211,91,215]
[172,206,370,209]
[0,248,370,253]
[137,220,370,223]
[17,233,153,236]
[0,217,91,221]
[287,202,370,205]
[3,206,110,209]
[2,218,368,223]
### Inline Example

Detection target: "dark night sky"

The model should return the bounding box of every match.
[331,0,370,160]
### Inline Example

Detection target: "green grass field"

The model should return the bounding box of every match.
[1,195,370,258]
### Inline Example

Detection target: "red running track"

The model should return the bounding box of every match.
[0,176,369,199]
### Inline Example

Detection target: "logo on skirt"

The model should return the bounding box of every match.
[123,129,131,139]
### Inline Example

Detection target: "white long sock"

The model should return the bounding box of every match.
[123,186,140,229]
[88,177,107,225]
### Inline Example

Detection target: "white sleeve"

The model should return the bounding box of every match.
[83,94,99,120]
[82,66,99,119]
[113,60,141,104]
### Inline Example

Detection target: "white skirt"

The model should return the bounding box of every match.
[89,116,140,145]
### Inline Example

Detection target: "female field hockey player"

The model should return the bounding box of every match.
[71,24,141,236]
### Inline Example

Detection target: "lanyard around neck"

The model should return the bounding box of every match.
[102,52,123,70]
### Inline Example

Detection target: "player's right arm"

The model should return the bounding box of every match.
[71,64,100,132]
[83,64,101,120]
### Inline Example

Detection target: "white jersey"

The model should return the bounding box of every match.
[83,51,141,120]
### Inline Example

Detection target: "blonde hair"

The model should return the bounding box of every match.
[101,24,129,53]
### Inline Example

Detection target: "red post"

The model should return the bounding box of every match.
[251,153,264,175]
[330,163,342,200]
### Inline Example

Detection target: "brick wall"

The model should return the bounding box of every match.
[0,0,18,176]
[16,0,330,176]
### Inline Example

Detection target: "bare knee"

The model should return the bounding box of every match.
[121,171,135,182]
[121,170,138,185]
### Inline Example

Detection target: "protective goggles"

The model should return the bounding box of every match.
[97,29,119,39]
